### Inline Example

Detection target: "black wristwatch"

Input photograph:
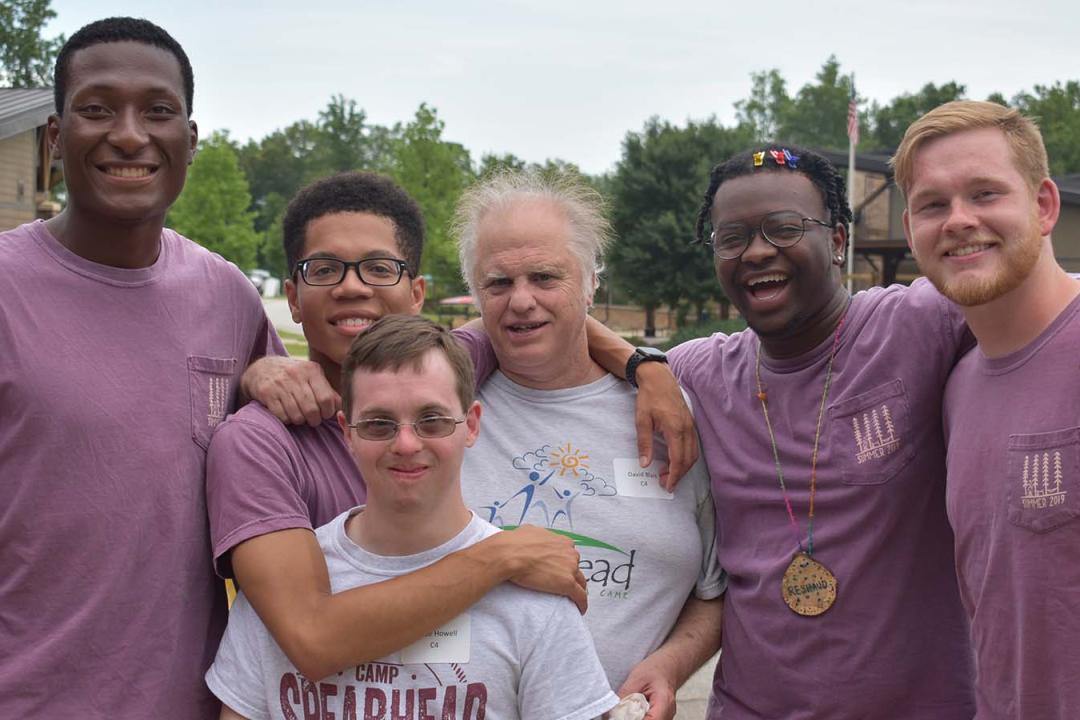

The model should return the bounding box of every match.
[625,346,668,388]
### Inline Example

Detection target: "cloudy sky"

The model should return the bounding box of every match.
[49,0,1077,174]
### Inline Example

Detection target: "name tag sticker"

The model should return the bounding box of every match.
[399,613,471,664]
[613,458,673,500]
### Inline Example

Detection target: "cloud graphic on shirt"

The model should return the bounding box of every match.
[511,445,552,473]
[576,467,617,497]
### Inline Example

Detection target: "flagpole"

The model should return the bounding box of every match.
[846,73,857,294]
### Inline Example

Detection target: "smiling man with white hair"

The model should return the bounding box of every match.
[454,170,725,720]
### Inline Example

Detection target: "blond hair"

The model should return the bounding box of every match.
[892,100,1049,196]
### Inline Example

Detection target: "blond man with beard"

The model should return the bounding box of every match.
[896,100,1080,720]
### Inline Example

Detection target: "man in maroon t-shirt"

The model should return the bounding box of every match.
[897,100,1080,720]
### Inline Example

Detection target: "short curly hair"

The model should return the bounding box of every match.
[694,144,852,245]
[54,17,194,116]
[283,172,425,276]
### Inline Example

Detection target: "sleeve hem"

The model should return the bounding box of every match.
[213,515,315,578]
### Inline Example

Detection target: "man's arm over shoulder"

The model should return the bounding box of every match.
[584,316,700,488]
[231,523,587,682]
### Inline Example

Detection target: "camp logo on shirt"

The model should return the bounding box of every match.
[1020,451,1067,509]
[851,403,901,463]
[477,443,639,601]
[479,443,616,530]
[280,662,487,719]
[207,376,229,428]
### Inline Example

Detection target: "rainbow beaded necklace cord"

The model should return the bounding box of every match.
[754,310,848,617]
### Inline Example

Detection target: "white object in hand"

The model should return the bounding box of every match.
[608,692,650,720]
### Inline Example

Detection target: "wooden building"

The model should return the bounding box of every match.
[0,88,61,231]
[820,149,1080,287]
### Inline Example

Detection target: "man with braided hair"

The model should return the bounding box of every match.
[586,145,975,718]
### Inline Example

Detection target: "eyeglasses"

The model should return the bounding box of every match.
[706,211,833,260]
[348,416,466,441]
[295,257,409,287]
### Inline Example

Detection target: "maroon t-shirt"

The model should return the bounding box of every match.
[670,279,975,719]
[0,221,278,718]
[944,291,1080,720]
[207,404,365,578]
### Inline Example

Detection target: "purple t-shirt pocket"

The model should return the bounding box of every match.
[1006,426,1080,533]
[188,354,238,450]
[828,378,916,485]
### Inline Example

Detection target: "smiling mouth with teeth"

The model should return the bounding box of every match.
[745,273,790,300]
[947,244,992,257]
[335,318,373,329]
[103,167,155,178]
[509,322,546,332]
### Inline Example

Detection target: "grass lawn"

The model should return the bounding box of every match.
[278,329,309,357]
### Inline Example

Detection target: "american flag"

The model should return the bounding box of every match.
[847,83,859,147]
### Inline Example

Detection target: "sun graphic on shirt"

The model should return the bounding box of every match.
[550,443,590,477]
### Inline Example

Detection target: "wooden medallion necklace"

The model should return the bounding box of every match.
[754,311,847,617]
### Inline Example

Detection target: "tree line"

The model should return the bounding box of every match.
[4,3,1078,323]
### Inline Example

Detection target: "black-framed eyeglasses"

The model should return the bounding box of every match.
[348,416,466,441]
[294,257,410,287]
[705,211,833,260]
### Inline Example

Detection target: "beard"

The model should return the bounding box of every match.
[924,220,1043,307]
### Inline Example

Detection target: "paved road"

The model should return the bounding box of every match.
[262,298,718,717]
[263,297,300,334]
[675,654,716,719]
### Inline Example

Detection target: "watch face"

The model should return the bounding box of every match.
[636,346,667,361]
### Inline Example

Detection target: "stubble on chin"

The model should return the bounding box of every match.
[927,226,1044,308]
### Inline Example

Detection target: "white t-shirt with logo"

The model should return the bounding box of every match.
[207,510,617,720]
[460,372,725,690]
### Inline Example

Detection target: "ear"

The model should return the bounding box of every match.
[409,274,426,314]
[46,114,62,159]
[1036,178,1061,237]
[831,223,848,266]
[337,409,350,436]
[187,120,199,165]
[586,271,599,308]
[901,208,916,257]
[285,277,302,324]
[464,401,482,448]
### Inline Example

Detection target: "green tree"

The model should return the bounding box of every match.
[476,152,526,178]
[168,132,260,269]
[309,94,396,175]
[735,58,864,150]
[781,57,858,150]
[1011,81,1080,175]
[734,69,791,144]
[868,81,967,149]
[255,191,289,278]
[608,117,753,335]
[0,0,64,87]
[237,119,322,219]
[390,103,473,295]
